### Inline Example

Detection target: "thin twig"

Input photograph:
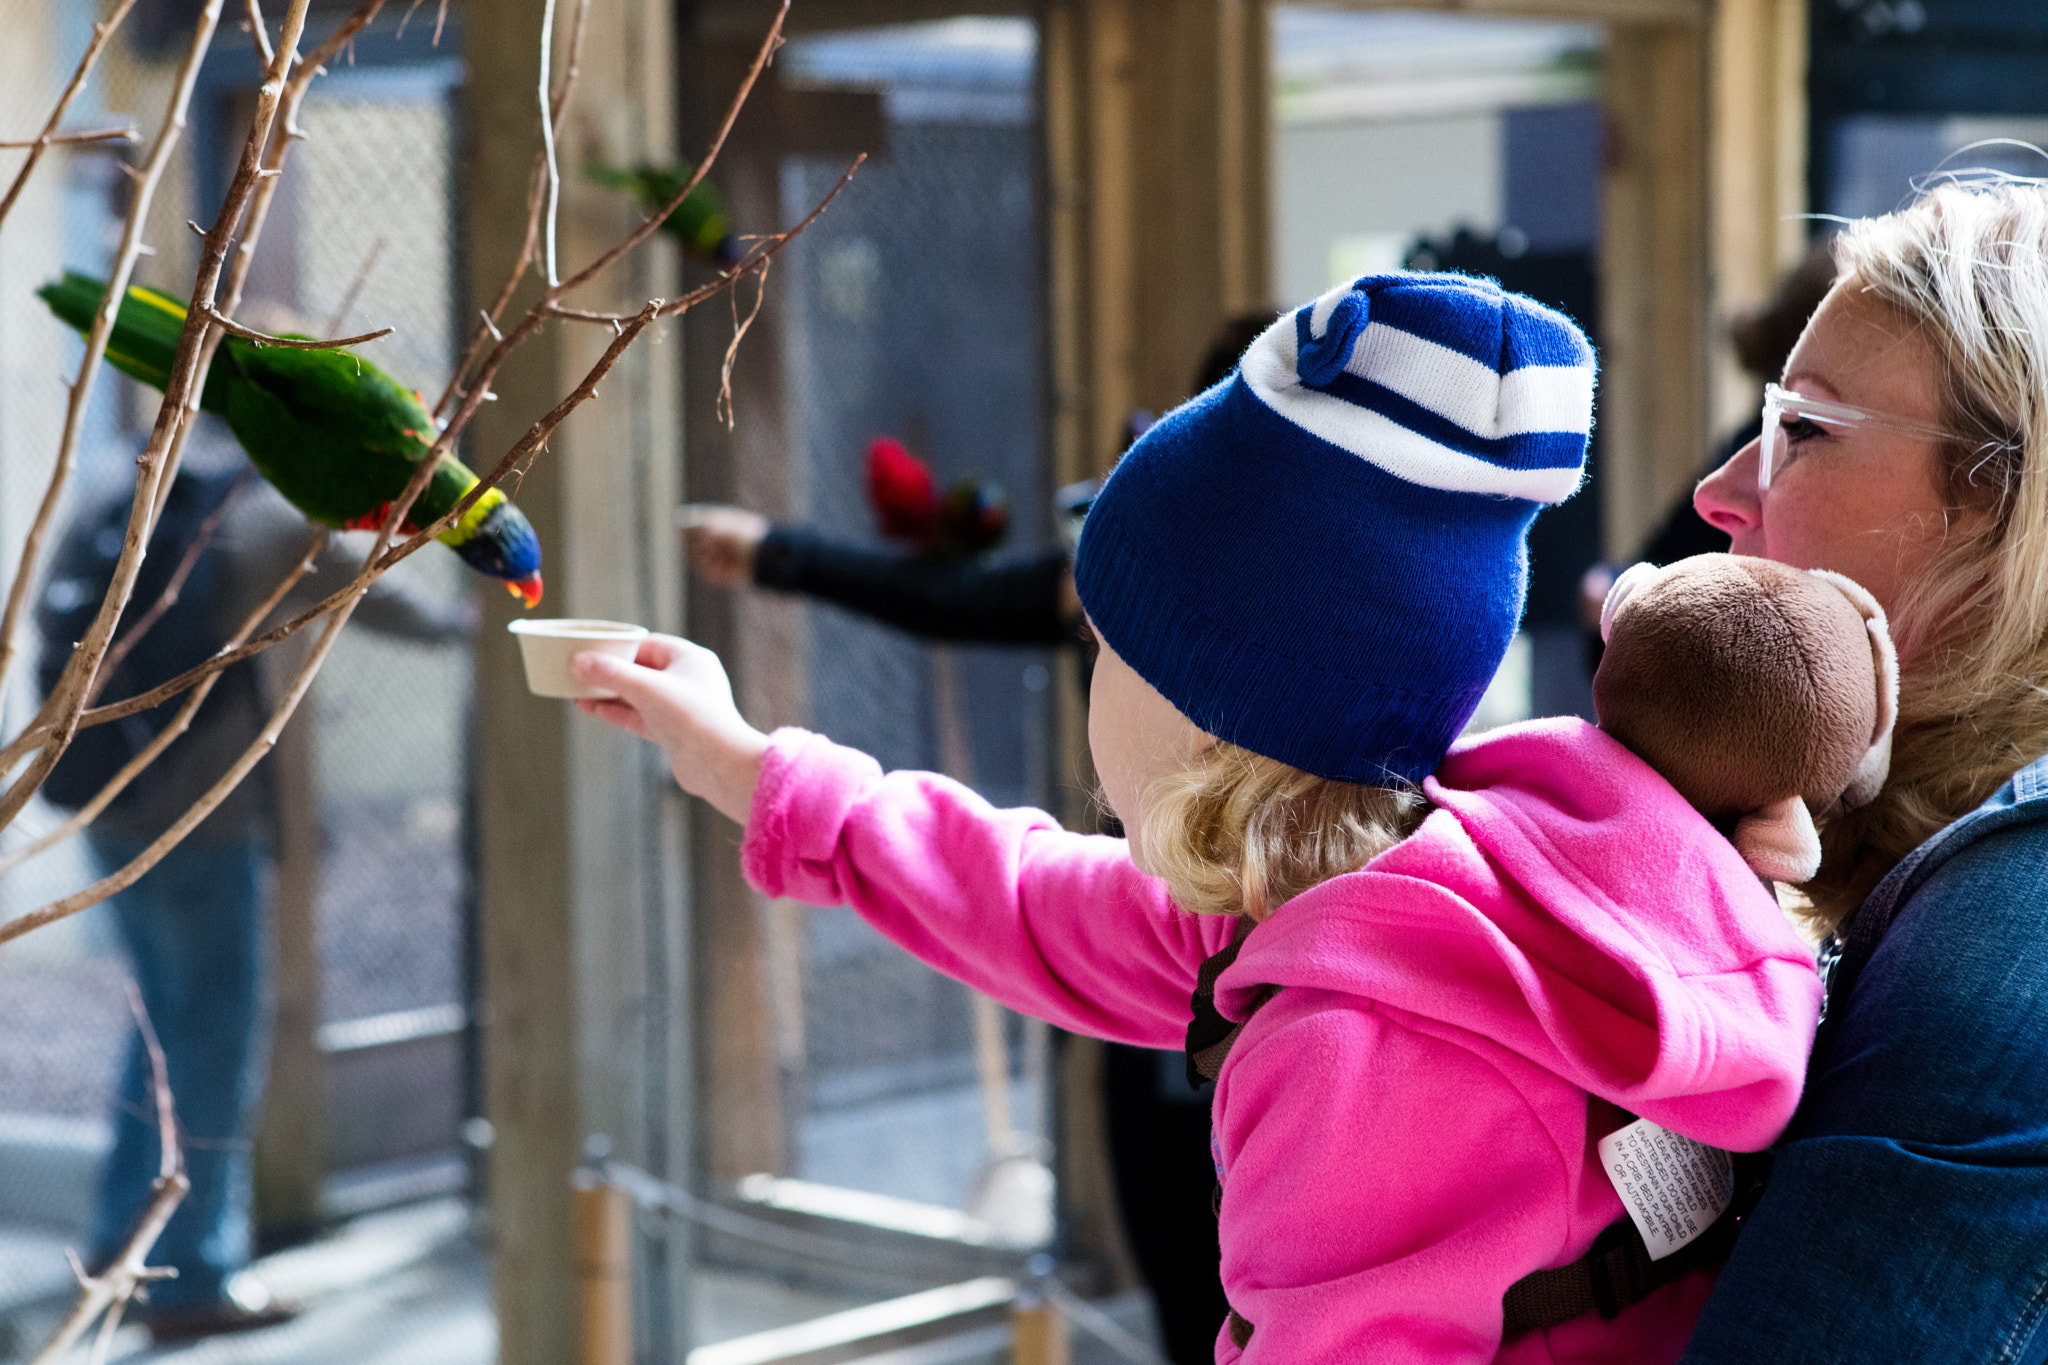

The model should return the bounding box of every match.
[0,526,326,877]
[90,467,254,703]
[436,0,774,418]
[718,256,769,428]
[2,569,367,947]
[432,0,588,420]
[242,0,275,65]
[28,985,186,1362]
[325,235,385,337]
[0,0,226,795]
[550,0,593,123]
[203,305,391,349]
[30,13,851,755]
[537,0,562,285]
[0,127,136,149]
[556,0,788,301]
[0,0,310,840]
[141,0,384,548]
[0,0,140,231]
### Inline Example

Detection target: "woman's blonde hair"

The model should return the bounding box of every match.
[1810,177,2048,929]
[1136,741,1427,919]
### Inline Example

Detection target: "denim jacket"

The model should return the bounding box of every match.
[1682,755,2048,1364]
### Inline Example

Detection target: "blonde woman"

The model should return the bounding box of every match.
[1685,180,2048,1361]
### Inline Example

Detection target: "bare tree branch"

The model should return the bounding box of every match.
[0,0,140,230]
[718,257,770,428]
[202,305,392,349]
[325,235,386,337]
[0,0,229,777]
[555,0,788,301]
[0,0,314,840]
[62,152,864,736]
[431,0,592,422]
[2,567,368,946]
[29,984,187,1362]
[243,0,276,65]
[0,127,136,149]
[0,526,326,878]
[2,0,840,935]
[89,467,254,703]
[537,0,563,285]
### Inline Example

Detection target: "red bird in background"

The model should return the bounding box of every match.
[865,436,1009,558]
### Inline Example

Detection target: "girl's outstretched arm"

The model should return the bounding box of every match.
[573,636,1231,1044]
[572,635,769,822]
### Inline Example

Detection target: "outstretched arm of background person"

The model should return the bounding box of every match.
[680,503,1079,647]
[573,639,1227,1044]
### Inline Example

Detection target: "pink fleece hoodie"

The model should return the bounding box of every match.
[741,716,1822,1364]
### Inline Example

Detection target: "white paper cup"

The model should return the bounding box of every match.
[507,619,649,699]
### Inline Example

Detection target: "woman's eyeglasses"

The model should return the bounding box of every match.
[1759,382,1971,493]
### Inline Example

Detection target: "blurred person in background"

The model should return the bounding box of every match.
[678,315,1270,1365]
[37,450,471,1343]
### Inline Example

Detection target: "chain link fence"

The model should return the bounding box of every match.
[769,17,1058,1222]
[0,9,480,1360]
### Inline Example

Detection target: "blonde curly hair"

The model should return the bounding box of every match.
[1808,178,2048,930]
[1136,740,1427,920]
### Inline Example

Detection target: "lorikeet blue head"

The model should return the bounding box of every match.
[451,499,544,608]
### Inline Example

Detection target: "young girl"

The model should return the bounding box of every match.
[575,274,1822,1363]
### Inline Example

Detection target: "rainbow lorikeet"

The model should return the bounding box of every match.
[39,272,543,608]
[865,437,1008,558]
[585,162,742,269]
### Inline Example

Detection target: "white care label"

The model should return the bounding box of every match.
[1595,1118,1734,1260]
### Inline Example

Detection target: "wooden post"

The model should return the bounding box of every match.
[253,651,325,1246]
[674,19,804,1188]
[1012,1294,1072,1365]
[1711,0,1808,427]
[573,1173,635,1365]
[1038,0,1275,1281]
[1600,15,1713,560]
[463,0,691,1359]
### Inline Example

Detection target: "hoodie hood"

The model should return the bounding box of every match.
[1217,716,1821,1151]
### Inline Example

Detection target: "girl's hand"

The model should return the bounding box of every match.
[572,634,769,823]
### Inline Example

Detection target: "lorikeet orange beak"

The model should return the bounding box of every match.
[507,575,544,608]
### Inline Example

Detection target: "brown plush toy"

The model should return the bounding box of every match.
[1593,553,1899,884]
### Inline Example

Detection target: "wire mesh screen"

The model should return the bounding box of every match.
[287,78,474,1187]
[769,18,1057,1218]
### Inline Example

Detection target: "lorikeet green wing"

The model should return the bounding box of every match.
[586,162,741,268]
[38,272,542,607]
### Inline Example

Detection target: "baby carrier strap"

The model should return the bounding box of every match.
[1181,922,1769,1347]
[1184,916,1265,1088]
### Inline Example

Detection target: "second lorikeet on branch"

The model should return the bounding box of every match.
[865,437,1008,558]
[585,162,743,269]
[39,272,543,607]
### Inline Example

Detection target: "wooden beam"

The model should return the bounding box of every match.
[674,28,807,1191]
[1710,0,1807,426]
[1600,20,1712,559]
[252,662,323,1247]
[465,0,690,1358]
[1311,0,1706,23]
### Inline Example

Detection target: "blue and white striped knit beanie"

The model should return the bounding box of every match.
[1074,272,1595,785]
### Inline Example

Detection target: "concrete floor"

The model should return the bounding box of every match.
[2,1198,1161,1365]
